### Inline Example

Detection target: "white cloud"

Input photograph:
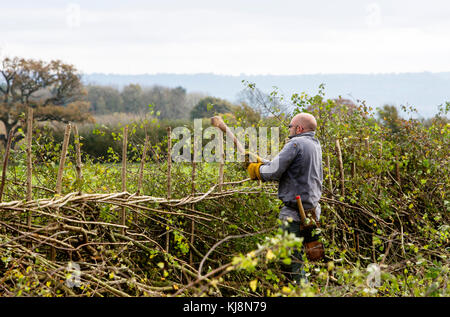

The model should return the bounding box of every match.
[1,1,450,74]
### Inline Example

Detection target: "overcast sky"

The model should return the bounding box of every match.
[1,0,450,75]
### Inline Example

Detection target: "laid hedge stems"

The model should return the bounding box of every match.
[0,87,448,297]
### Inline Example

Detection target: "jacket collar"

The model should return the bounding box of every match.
[288,131,316,139]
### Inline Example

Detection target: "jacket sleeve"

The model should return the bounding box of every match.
[259,141,299,181]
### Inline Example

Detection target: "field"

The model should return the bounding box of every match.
[0,92,448,297]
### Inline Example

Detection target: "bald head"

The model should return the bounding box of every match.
[288,113,317,136]
[292,113,317,131]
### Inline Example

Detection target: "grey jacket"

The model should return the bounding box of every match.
[259,131,323,222]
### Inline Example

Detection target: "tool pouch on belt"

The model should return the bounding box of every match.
[304,240,325,262]
[295,197,325,262]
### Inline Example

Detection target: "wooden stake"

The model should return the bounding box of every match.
[355,218,360,255]
[166,127,172,252]
[122,126,128,191]
[326,153,332,194]
[218,132,224,192]
[335,139,345,198]
[351,144,359,253]
[395,154,401,187]
[52,123,71,261]
[372,240,376,263]
[351,146,356,179]
[0,129,14,202]
[121,126,128,235]
[364,137,370,153]
[55,123,72,195]
[190,160,196,266]
[137,133,149,195]
[73,125,83,190]
[26,108,33,227]
[167,127,172,198]
[191,162,196,195]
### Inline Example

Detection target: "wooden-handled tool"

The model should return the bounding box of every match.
[295,195,325,262]
[296,195,308,228]
[210,116,262,162]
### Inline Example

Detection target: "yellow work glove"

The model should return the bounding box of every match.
[247,162,263,180]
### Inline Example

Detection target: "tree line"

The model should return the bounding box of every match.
[86,84,207,118]
[86,84,264,121]
[2,56,446,152]
[0,56,259,132]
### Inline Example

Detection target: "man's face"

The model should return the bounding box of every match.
[288,121,301,136]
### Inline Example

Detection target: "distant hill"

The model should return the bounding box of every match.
[82,72,450,118]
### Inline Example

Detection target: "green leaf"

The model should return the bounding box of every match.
[249,279,258,292]
[282,258,292,265]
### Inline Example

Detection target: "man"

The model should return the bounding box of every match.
[247,113,323,284]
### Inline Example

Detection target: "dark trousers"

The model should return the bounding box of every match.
[280,220,308,284]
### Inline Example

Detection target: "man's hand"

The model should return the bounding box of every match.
[247,162,263,180]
